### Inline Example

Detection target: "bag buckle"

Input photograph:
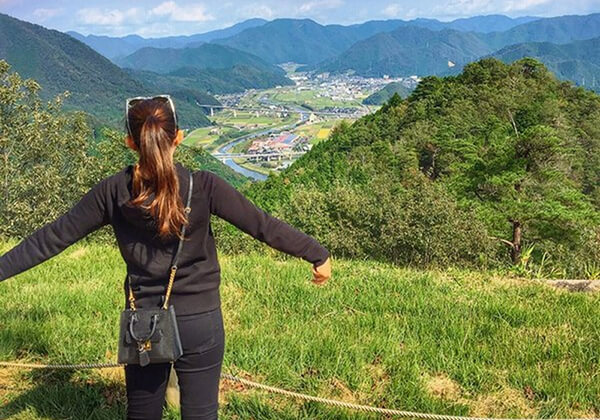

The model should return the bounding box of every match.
[138,340,152,352]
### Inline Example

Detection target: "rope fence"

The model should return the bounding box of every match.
[1,361,598,420]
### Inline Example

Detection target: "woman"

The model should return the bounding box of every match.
[0,96,332,419]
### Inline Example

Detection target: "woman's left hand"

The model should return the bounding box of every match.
[311,256,331,286]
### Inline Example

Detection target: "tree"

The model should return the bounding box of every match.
[0,60,93,238]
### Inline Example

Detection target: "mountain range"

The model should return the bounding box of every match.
[491,37,600,89]
[299,13,600,87]
[63,13,600,92]
[0,13,217,128]
[210,15,541,66]
[3,10,600,128]
[116,43,284,75]
[67,18,267,60]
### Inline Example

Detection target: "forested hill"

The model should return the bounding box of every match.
[0,13,215,128]
[363,82,414,105]
[125,65,293,96]
[211,18,406,65]
[116,43,284,75]
[305,14,600,82]
[491,37,600,91]
[211,16,538,65]
[247,58,600,277]
[310,26,491,77]
[483,12,600,49]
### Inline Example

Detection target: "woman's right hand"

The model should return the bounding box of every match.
[311,256,331,286]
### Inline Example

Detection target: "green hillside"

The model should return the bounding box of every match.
[491,37,600,91]
[244,58,600,277]
[126,63,293,95]
[0,13,214,128]
[212,18,405,65]
[213,16,541,66]
[116,43,284,75]
[483,12,600,50]
[0,13,145,126]
[0,59,244,240]
[306,14,600,84]
[309,26,492,77]
[362,82,414,105]
[0,244,598,419]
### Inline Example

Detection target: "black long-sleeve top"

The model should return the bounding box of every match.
[0,162,330,315]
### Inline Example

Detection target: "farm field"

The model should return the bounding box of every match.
[294,119,351,143]
[0,240,598,419]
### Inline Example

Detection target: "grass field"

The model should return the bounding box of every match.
[182,127,221,148]
[0,240,599,419]
[268,90,364,110]
[294,120,350,143]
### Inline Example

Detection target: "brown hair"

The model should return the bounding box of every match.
[126,99,188,240]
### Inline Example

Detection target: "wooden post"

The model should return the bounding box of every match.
[166,365,180,409]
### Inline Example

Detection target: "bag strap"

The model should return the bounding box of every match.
[128,169,194,311]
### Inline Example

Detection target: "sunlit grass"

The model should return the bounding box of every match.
[0,240,598,419]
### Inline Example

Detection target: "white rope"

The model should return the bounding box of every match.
[0,361,597,420]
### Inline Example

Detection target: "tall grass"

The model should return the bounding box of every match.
[0,240,598,419]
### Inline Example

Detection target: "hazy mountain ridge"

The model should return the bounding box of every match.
[115,42,293,92]
[490,37,600,90]
[305,26,492,76]
[0,13,215,128]
[210,15,537,65]
[305,13,600,84]
[67,18,267,60]
[115,43,282,74]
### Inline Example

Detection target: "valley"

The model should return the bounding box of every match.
[184,65,417,179]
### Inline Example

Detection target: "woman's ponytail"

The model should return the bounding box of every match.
[127,100,188,240]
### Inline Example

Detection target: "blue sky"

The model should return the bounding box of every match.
[1,0,599,37]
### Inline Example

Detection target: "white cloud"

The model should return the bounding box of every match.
[499,0,551,12]
[298,0,343,13]
[429,0,555,19]
[76,7,143,26]
[75,2,213,29]
[383,3,402,17]
[32,8,63,21]
[150,1,214,22]
[240,3,276,19]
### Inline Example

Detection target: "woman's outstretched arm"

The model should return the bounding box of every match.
[202,170,330,266]
[0,177,111,282]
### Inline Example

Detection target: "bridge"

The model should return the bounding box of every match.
[212,151,305,161]
[195,103,369,118]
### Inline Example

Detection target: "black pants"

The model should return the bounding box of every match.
[124,306,225,419]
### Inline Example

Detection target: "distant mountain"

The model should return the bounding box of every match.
[307,13,600,80]
[116,43,283,75]
[308,26,492,77]
[411,15,539,33]
[126,64,294,95]
[483,13,600,49]
[212,18,402,65]
[491,37,600,90]
[0,13,214,128]
[363,82,414,105]
[67,18,267,60]
[212,16,541,65]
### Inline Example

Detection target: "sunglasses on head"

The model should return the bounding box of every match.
[125,94,177,137]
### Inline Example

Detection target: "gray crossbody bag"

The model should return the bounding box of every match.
[117,169,193,367]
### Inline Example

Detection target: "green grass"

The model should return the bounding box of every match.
[0,240,599,419]
[269,90,365,110]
